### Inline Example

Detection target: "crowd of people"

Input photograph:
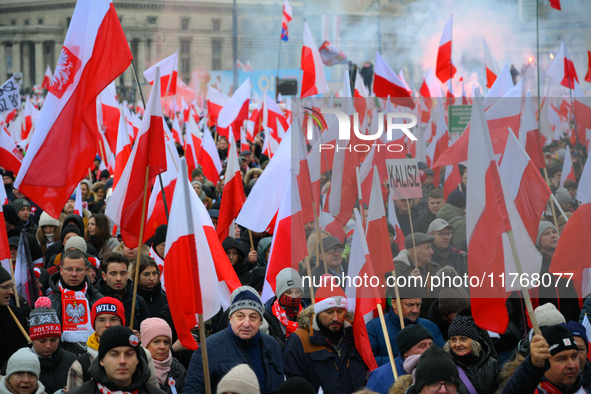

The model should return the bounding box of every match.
[1,115,589,394]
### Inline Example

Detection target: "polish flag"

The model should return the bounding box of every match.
[165,157,241,349]
[122,103,139,142]
[387,189,406,251]
[181,97,189,123]
[585,34,591,83]
[420,68,442,98]
[483,63,513,109]
[105,69,167,248]
[460,78,469,105]
[170,116,182,145]
[345,209,380,371]
[113,107,132,189]
[262,131,279,159]
[573,81,591,142]
[41,65,53,90]
[217,78,250,141]
[237,129,291,233]
[483,39,501,89]
[144,50,179,96]
[560,145,576,187]
[248,100,263,137]
[0,186,10,273]
[499,131,552,243]
[325,137,358,227]
[217,133,245,241]
[547,40,579,89]
[263,93,288,140]
[0,123,23,174]
[519,92,546,170]
[293,118,315,224]
[200,127,222,185]
[436,15,456,84]
[73,184,83,216]
[240,126,250,152]
[443,162,461,200]
[22,99,40,140]
[354,69,369,97]
[466,96,542,333]
[358,143,387,204]
[549,0,561,11]
[373,52,415,109]
[319,212,347,242]
[98,83,120,151]
[98,128,114,173]
[14,0,132,219]
[280,0,292,41]
[301,21,329,97]
[184,114,203,179]
[426,101,450,182]
[207,86,229,127]
[261,172,307,302]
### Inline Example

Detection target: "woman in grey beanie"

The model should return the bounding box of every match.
[0,348,46,394]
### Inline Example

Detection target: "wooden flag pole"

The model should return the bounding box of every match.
[542,168,560,230]
[312,204,328,274]
[390,269,405,329]
[407,199,418,269]
[304,256,315,304]
[130,167,150,330]
[248,229,255,251]
[198,313,212,394]
[550,193,570,223]
[356,167,365,229]
[506,230,541,336]
[8,260,20,308]
[377,303,399,381]
[8,306,31,344]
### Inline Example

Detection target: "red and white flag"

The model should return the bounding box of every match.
[373,52,415,108]
[573,81,591,142]
[240,126,250,152]
[483,39,501,89]
[262,131,279,159]
[280,0,292,41]
[144,50,179,96]
[519,92,545,170]
[0,123,23,174]
[200,127,222,185]
[113,107,132,189]
[217,133,245,241]
[484,63,513,109]
[164,157,241,349]
[15,0,132,219]
[547,40,579,89]
[387,189,406,252]
[207,86,229,127]
[466,96,541,333]
[549,0,561,11]
[106,69,167,248]
[0,186,11,273]
[98,83,120,151]
[263,93,288,141]
[170,116,182,146]
[586,34,591,83]
[420,68,442,98]
[217,78,250,141]
[184,113,203,179]
[73,183,84,216]
[301,21,329,97]
[41,65,53,90]
[560,145,576,187]
[22,98,40,141]
[443,162,462,200]
[426,101,450,182]
[293,118,315,225]
[436,15,456,83]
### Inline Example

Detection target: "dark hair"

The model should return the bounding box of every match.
[130,255,159,279]
[85,214,113,254]
[102,252,130,272]
[62,249,87,267]
[429,188,444,199]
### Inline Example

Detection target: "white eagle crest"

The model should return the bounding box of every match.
[66,302,86,324]
[52,49,74,91]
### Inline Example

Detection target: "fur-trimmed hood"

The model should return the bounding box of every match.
[389,375,414,394]
[297,305,354,330]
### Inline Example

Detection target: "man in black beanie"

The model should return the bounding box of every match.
[501,324,583,394]
[367,324,434,394]
[436,190,467,251]
[0,265,30,367]
[151,225,167,260]
[408,345,461,394]
[68,325,162,394]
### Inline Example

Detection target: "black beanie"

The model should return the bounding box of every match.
[447,190,466,209]
[397,324,433,356]
[98,325,140,361]
[100,170,110,179]
[0,265,11,284]
[61,225,82,243]
[153,225,168,247]
[542,324,578,356]
[276,377,316,394]
[410,345,460,394]
[2,204,18,226]
[448,315,479,341]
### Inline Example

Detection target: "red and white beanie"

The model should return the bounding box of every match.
[314,275,348,314]
[29,297,61,340]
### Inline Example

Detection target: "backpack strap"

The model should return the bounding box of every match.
[447,216,464,226]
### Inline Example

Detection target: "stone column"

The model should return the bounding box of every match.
[35,41,44,86]
[148,39,156,67]
[12,41,21,75]
[123,40,133,86]
[54,40,62,65]
[22,42,30,88]
[0,43,6,81]
[137,39,146,82]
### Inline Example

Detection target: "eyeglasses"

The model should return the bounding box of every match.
[63,267,85,273]
[95,317,121,326]
[434,232,452,238]
[427,382,458,392]
[325,247,344,254]
[0,284,14,291]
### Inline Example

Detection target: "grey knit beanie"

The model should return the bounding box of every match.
[535,302,565,327]
[38,211,61,228]
[555,188,571,204]
[6,348,40,379]
[64,236,87,253]
[275,268,303,298]
[216,364,260,394]
[536,221,557,247]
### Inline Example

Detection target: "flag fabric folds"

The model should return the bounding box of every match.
[301,22,329,97]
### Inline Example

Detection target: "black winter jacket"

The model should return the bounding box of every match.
[159,357,187,394]
[137,282,168,318]
[0,304,29,368]
[449,337,500,394]
[96,278,150,330]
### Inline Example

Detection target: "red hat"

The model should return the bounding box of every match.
[314,275,348,314]
[90,297,125,329]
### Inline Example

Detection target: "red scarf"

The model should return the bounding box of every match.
[97,382,139,394]
[272,299,302,337]
[59,282,94,343]
[537,381,585,394]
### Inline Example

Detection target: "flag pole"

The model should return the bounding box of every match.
[304,256,315,304]
[130,62,170,222]
[7,305,31,344]
[130,167,150,330]
[312,204,329,274]
[389,269,406,329]
[506,230,541,336]
[8,260,20,308]
[198,313,213,394]
[406,198,418,269]
[377,303,399,381]
[542,168,560,229]
[550,193,569,223]
[355,167,365,230]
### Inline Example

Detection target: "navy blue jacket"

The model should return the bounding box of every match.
[283,308,368,394]
[184,325,283,394]
[366,307,445,366]
[365,353,405,394]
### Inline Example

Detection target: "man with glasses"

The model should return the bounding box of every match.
[48,249,104,355]
[0,265,30,367]
[185,286,283,394]
[408,345,461,394]
[428,219,467,276]
[66,297,159,390]
[311,236,348,283]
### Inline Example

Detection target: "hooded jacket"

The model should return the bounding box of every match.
[96,278,150,331]
[222,237,251,285]
[283,305,367,394]
[0,377,45,394]
[47,272,104,326]
[448,337,501,394]
[136,282,168,318]
[67,347,163,394]
[436,203,467,251]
